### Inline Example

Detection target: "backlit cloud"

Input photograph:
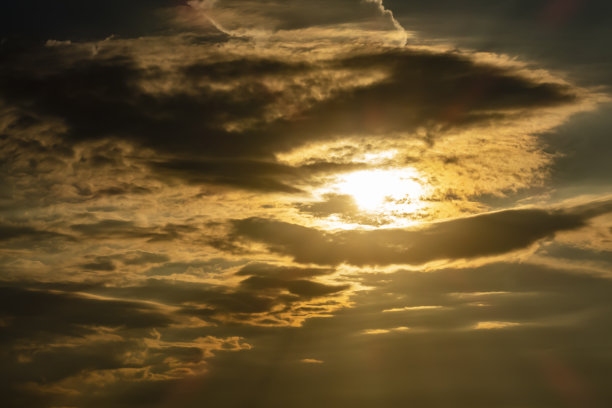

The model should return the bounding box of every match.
[1,0,611,407]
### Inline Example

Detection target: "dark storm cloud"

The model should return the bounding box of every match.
[230,201,612,266]
[0,42,581,193]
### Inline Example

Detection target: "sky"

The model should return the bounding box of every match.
[0,1,611,407]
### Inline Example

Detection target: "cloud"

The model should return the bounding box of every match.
[385,0,612,87]
[52,273,350,327]
[230,201,612,266]
[235,263,335,279]
[0,223,74,251]
[119,251,170,265]
[0,38,588,196]
[79,259,116,271]
[474,321,521,330]
[99,260,612,408]
[0,223,70,242]
[184,0,407,44]
[0,286,174,344]
[145,258,243,277]
[150,158,305,193]
[0,1,610,407]
[239,276,348,298]
[296,193,392,226]
[70,219,197,242]
[0,283,259,405]
[227,262,350,316]
[0,0,182,41]
[297,193,359,217]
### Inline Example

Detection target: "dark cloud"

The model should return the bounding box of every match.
[236,263,334,279]
[150,158,304,193]
[151,158,367,193]
[43,274,345,323]
[17,278,271,317]
[182,58,313,81]
[297,194,359,217]
[0,223,74,250]
[541,102,612,189]
[0,1,610,406]
[73,252,170,273]
[0,286,174,344]
[19,261,610,408]
[230,202,611,266]
[355,262,612,328]
[142,275,345,316]
[296,194,389,226]
[240,276,348,298]
[0,223,69,242]
[386,0,612,87]
[313,49,577,129]
[119,251,170,265]
[70,219,197,242]
[537,243,612,264]
[0,52,276,156]
[115,261,612,408]
[0,44,580,193]
[80,259,116,271]
[0,0,183,41]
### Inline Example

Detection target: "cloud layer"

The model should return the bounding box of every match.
[1,0,611,407]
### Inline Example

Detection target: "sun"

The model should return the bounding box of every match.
[334,168,426,213]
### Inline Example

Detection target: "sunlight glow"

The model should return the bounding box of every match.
[335,169,426,212]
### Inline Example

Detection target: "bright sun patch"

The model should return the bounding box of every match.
[334,168,427,213]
